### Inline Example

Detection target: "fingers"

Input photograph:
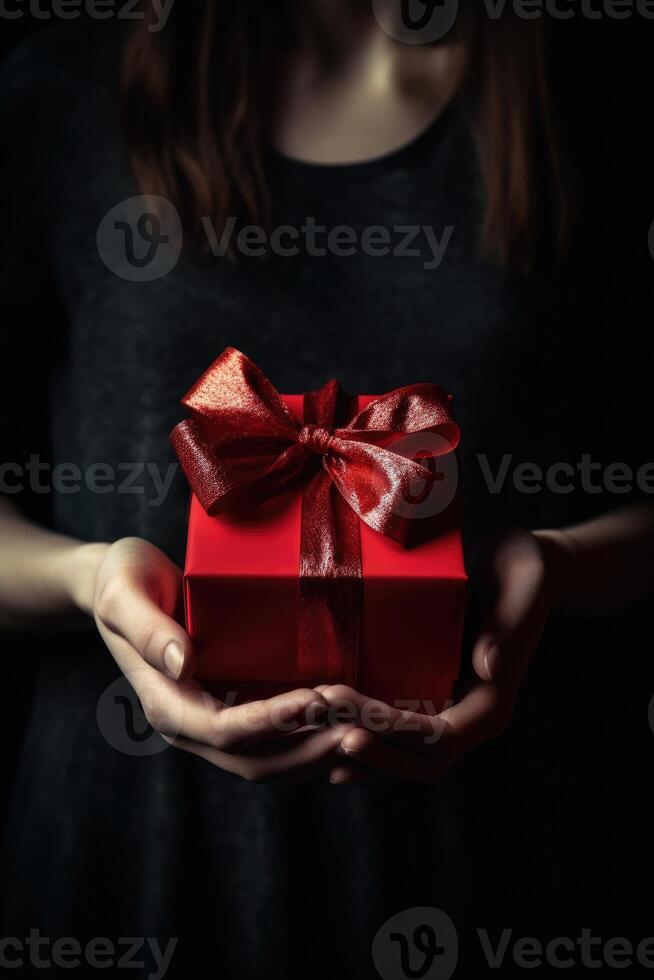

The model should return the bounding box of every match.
[337,728,440,783]
[162,724,349,784]
[168,687,331,752]
[111,670,332,754]
[321,681,515,783]
[329,763,392,785]
[320,684,454,783]
[318,684,448,756]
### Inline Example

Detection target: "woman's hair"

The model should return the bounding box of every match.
[121,3,569,273]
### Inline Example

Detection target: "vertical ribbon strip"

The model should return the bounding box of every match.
[298,382,362,686]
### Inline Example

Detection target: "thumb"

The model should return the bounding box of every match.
[95,557,194,681]
[472,539,549,683]
[472,632,503,685]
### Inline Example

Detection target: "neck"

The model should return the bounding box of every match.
[297,0,384,63]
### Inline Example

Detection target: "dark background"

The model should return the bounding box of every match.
[1,6,653,977]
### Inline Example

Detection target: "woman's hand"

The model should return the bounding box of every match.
[89,537,344,783]
[324,528,560,784]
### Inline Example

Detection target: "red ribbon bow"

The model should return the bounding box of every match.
[171,348,460,686]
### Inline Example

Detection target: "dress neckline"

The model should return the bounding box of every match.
[266,99,458,182]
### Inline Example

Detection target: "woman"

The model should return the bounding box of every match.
[1,3,652,977]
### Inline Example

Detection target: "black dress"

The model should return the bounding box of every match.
[1,21,652,980]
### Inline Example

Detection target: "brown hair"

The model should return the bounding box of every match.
[121,3,569,273]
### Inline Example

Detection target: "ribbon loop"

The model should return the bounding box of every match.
[171,347,459,535]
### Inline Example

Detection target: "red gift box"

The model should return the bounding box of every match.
[180,384,467,713]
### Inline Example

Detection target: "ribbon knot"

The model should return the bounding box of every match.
[298,424,335,456]
[171,347,460,687]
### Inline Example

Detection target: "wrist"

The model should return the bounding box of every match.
[533,528,580,609]
[55,541,110,617]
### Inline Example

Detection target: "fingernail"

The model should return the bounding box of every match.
[163,641,185,680]
[484,643,500,681]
